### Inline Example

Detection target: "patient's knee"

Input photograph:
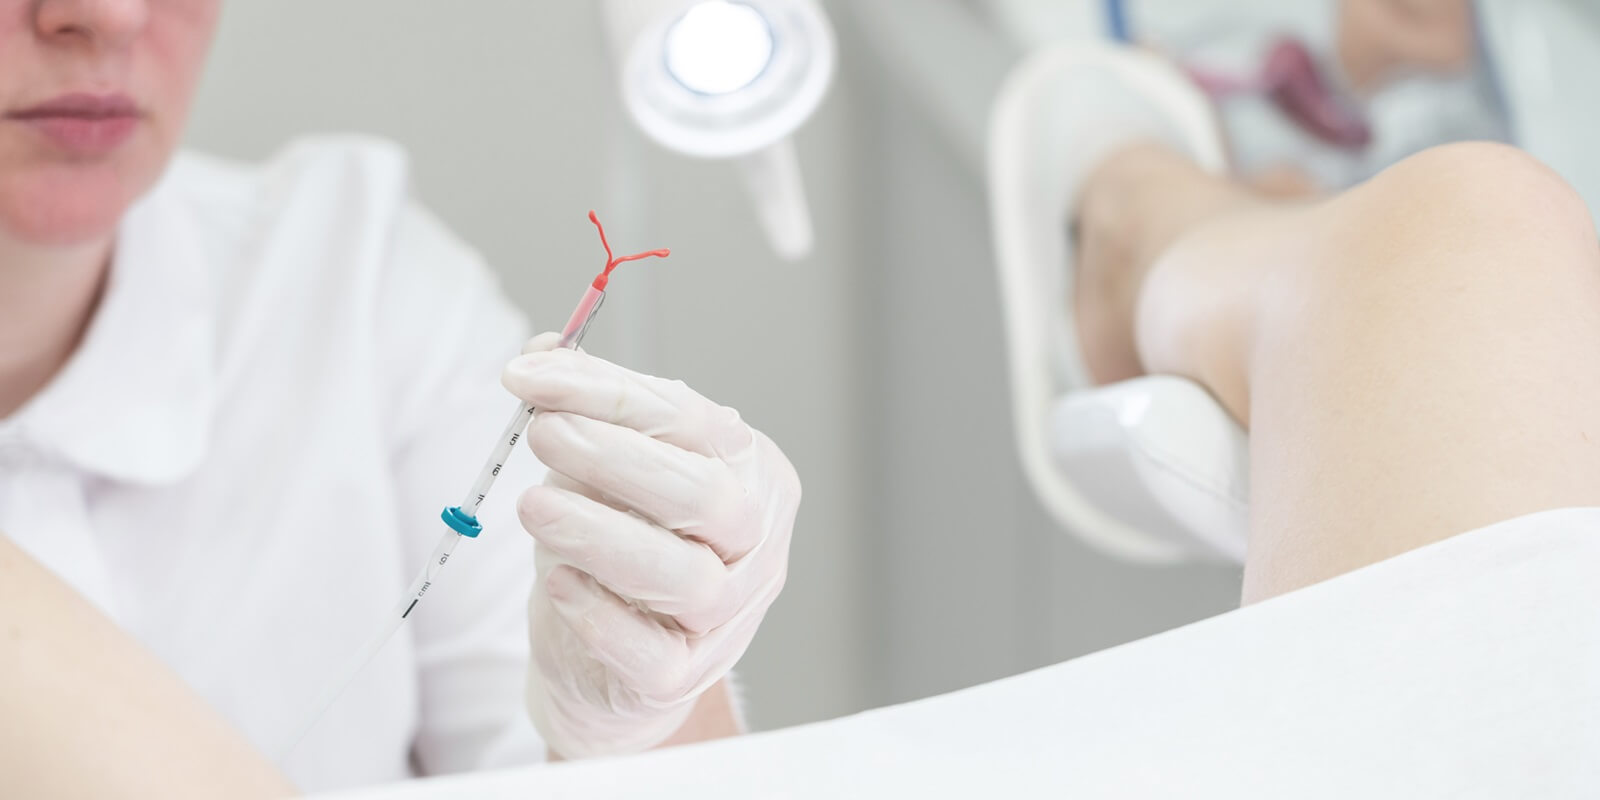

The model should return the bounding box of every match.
[1308,142,1598,312]
[1263,142,1600,359]
[1355,141,1595,250]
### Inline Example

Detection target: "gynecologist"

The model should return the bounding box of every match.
[0,1,799,796]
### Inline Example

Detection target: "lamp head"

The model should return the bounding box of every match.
[604,0,835,259]
[615,0,834,159]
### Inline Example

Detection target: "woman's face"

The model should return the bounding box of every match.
[0,0,219,246]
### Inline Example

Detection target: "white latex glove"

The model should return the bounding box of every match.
[501,333,801,759]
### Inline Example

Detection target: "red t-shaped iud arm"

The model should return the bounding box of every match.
[589,210,670,291]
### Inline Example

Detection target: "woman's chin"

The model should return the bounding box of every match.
[0,167,145,247]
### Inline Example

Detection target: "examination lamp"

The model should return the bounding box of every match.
[603,0,836,259]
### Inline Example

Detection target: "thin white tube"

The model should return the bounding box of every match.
[276,285,607,760]
[276,531,463,760]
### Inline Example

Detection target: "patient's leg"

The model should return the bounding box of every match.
[0,534,293,798]
[1076,141,1600,603]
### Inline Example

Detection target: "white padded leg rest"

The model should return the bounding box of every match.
[1049,376,1250,563]
[988,42,1249,563]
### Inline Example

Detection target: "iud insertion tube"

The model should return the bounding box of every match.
[278,212,668,758]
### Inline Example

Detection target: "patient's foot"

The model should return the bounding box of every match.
[1072,143,1259,384]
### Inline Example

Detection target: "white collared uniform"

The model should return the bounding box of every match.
[0,136,548,792]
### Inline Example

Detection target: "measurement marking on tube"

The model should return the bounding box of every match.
[401,599,419,618]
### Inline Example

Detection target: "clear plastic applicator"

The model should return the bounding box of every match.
[277,212,668,759]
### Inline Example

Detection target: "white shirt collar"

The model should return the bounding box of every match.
[11,175,216,485]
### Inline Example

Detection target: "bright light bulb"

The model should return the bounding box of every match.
[664,1,775,95]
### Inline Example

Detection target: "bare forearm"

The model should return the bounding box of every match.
[546,679,742,762]
[657,679,742,747]
[0,534,295,799]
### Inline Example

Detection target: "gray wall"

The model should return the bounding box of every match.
[187,1,1241,732]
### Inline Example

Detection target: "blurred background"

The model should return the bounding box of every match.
[186,0,1299,731]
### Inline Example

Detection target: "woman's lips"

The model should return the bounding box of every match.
[5,93,142,157]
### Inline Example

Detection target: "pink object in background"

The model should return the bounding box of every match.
[1185,37,1372,151]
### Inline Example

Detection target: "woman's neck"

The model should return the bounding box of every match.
[0,234,113,419]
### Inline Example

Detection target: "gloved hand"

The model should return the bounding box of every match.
[501,333,801,759]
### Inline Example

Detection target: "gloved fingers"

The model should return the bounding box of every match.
[526,411,765,562]
[503,347,754,459]
[540,467,787,634]
[520,331,566,355]
[720,511,793,607]
[545,469,628,513]
[544,566,700,706]
[519,484,735,629]
[674,585,780,697]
